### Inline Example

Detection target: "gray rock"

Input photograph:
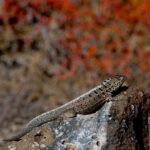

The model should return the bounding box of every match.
[45,101,113,150]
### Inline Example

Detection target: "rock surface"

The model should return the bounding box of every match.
[0,87,149,150]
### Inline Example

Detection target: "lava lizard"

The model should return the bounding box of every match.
[3,75,127,142]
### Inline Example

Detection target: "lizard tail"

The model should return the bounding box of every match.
[3,107,64,142]
[3,127,30,142]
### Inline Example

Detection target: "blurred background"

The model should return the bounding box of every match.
[0,0,150,140]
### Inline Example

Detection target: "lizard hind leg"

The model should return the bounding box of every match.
[57,110,77,122]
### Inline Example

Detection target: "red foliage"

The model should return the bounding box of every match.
[1,0,150,78]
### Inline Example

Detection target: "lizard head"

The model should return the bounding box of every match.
[102,75,127,93]
[110,75,127,92]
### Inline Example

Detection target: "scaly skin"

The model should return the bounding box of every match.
[4,75,127,142]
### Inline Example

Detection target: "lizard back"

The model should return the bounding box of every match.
[68,75,126,114]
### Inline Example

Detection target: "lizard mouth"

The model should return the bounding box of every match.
[122,80,128,87]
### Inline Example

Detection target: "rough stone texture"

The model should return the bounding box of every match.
[0,87,149,150]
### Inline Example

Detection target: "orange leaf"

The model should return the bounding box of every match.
[85,44,96,58]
